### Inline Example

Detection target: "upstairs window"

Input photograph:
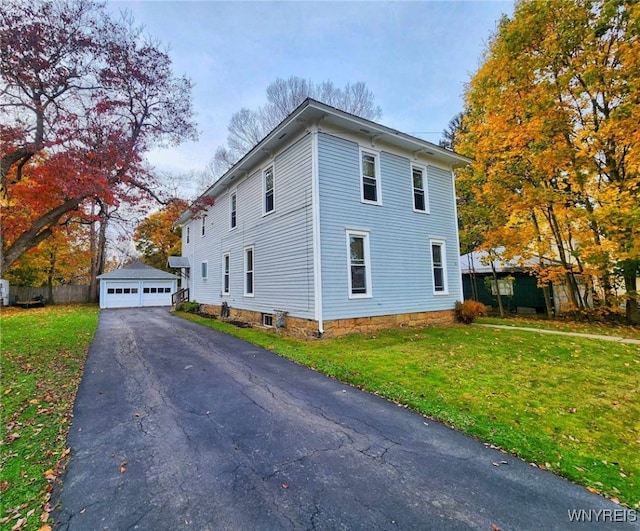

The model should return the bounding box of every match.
[230,192,237,229]
[264,166,274,214]
[347,230,372,298]
[431,240,447,294]
[412,164,429,213]
[186,226,190,244]
[360,149,381,205]
[201,215,207,237]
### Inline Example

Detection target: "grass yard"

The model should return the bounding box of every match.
[180,312,640,508]
[0,305,99,531]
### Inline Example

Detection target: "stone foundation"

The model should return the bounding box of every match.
[322,310,454,338]
[197,304,454,339]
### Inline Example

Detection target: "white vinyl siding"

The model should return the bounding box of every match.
[318,133,462,320]
[359,148,381,205]
[346,230,372,298]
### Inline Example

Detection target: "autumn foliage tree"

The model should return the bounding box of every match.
[133,198,188,272]
[0,0,197,280]
[456,0,640,323]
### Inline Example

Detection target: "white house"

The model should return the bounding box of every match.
[173,99,470,337]
[98,261,178,309]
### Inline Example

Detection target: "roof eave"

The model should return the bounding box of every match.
[177,98,471,224]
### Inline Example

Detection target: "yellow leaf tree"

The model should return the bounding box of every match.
[133,198,188,272]
[457,0,640,323]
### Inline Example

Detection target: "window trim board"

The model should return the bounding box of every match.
[346,229,372,299]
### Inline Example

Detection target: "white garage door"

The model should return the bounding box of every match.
[103,282,141,308]
[140,282,173,307]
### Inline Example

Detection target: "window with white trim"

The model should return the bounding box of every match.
[264,166,274,214]
[244,246,254,296]
[347,230,372,298]
[430,240,448,294]
[222,253,230,295]
[201,215,207,237]
[230,191,237,229]
[186,226,190,244]
[201,260,208,280]
[412,164,429,213]
[360,149,381,205]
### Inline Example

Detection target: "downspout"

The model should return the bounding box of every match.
[451,168,465,301]
[310,125,324,336]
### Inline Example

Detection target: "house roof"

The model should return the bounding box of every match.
[459,249,542,275]
[177,98,472,225]
[97,260,178,280]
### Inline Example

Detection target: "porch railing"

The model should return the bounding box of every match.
[171,288,189,307]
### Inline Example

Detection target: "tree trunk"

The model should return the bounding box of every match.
[47,249,56,304]
[490,260,505,317]
[622,261,640,325]
[89,204,109,303]
[542,283,554,318]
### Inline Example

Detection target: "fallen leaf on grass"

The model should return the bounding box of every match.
[38,526,52,531]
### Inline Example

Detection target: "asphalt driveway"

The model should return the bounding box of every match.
[54,308,636,530]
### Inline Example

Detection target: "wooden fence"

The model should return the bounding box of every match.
[10,285,91,305]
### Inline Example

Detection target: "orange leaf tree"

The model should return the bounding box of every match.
[133,198,188,272]
[0,0,197,278]
[457,0,640,323]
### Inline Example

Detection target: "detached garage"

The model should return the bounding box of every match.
[98,261,178,309]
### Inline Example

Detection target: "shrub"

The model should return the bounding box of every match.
[454,300,487,324]
[178,300,201,313]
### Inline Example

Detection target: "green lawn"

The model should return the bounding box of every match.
[1,305,99,531]
[1,305,637,531]
[180,312,640,508]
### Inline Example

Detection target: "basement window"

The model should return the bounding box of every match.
[262,313,273,327]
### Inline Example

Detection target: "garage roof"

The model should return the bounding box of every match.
[98,261,177,280]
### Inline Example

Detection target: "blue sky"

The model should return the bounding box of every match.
[108,1,514,176]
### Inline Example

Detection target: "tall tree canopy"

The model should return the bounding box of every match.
[0,0,197,277]
[211,76,382,178]
[133,198,187,272]
[456,0,640,323]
